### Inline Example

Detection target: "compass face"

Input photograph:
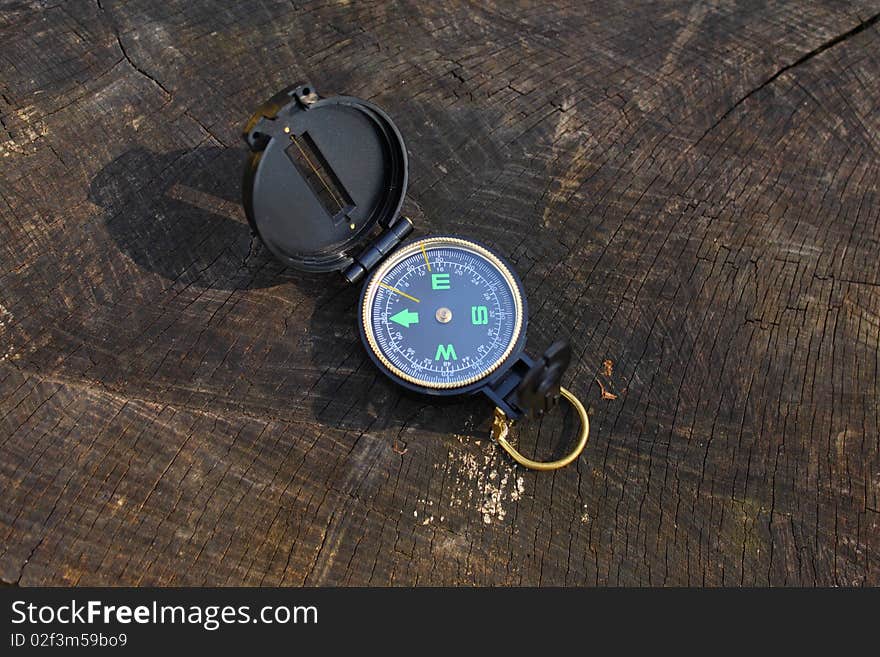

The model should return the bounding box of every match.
[361,236,525,390]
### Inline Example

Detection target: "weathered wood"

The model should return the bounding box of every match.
[1,0,879,586]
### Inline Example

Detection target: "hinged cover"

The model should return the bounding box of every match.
[242,82,409,273]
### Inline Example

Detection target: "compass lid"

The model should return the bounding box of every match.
[242,83,409,273]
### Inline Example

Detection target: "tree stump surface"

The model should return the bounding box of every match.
[1,1,879,586]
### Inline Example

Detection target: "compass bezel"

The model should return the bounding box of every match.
[359,236,528,395]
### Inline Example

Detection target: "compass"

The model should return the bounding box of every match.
[361,236,525,393]
[242,83,589,470]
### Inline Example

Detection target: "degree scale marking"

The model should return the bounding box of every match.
[379,264,505,364]
[370,244,517,385]
[376,260,505,364]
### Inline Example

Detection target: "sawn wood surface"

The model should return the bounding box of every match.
[1,0,879,585]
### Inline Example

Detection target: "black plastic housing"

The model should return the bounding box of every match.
[242,83,409,273]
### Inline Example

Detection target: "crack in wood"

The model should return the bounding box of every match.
[695,11,880,146]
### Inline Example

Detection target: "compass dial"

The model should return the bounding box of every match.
[361,236,525,390]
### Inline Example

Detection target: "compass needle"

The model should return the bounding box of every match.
[378,282,420,303]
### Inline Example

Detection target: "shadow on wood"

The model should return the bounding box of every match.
[91,145,291,291]
[89,144,508,443]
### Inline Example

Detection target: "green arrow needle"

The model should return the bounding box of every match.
[390,308,420,328]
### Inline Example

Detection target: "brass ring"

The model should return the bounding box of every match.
[492,387,590,471]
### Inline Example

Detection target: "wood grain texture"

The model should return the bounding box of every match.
[1,0,879,586]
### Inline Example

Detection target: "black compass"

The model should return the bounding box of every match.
[361,236,526,393]
[242,83,588,469]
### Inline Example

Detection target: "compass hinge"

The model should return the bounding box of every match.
[343,217,414,283]
[484,340,572,420]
